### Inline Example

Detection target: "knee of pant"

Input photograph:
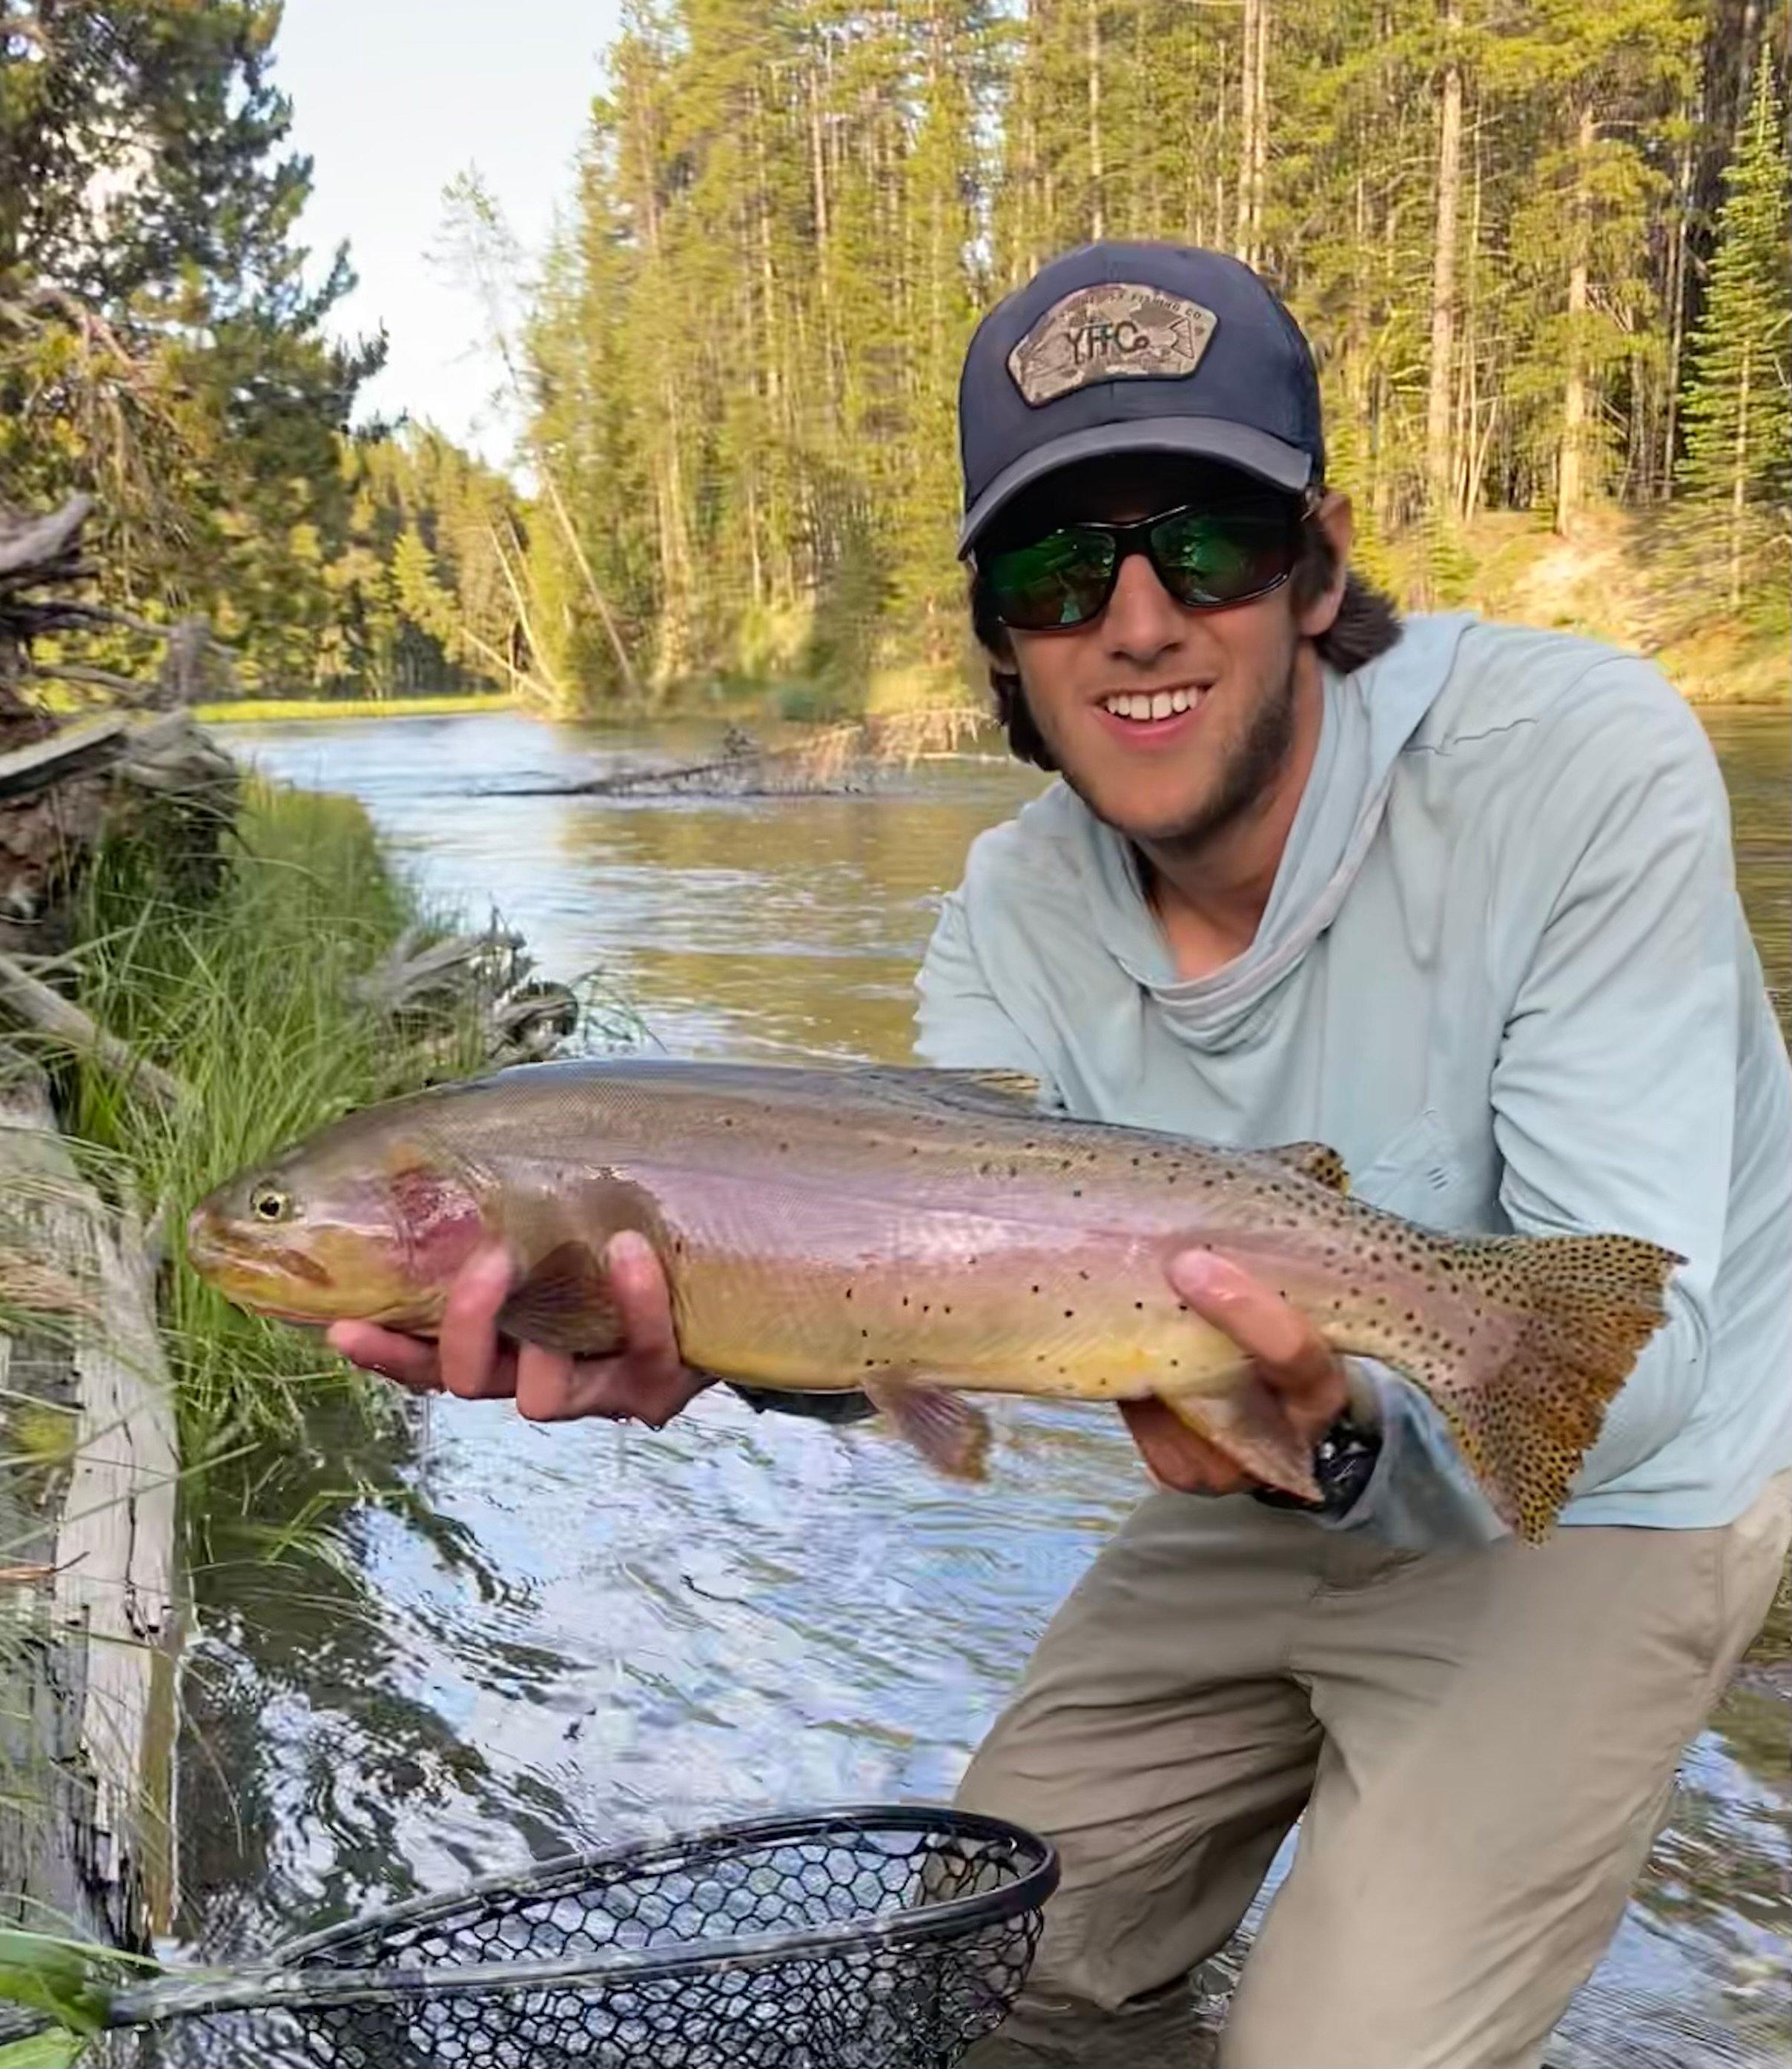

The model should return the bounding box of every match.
[1219,1927,1552,2069]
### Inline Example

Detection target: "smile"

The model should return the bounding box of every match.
[1097,686,1206,722]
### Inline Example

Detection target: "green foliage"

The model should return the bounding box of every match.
[0,2038,86,2067]
[0,1,528,704]
[523,0,1785,706]
[0,1927,139,2042]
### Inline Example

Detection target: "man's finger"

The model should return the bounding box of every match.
[512,1344,706,1426]
[1166,1250,1343,1403]
[1120,1397,1247,1494]
[328,1321,442,1392]
[605,1231,679,1366]
[513,1342,587,1422]
[440,1242,518,1398]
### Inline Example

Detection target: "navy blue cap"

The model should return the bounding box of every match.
[956,242,1324,557]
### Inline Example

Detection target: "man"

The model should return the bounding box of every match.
[331,245,1792,2068]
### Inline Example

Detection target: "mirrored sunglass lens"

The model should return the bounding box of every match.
[987,531,1117,628]
[1150,509,1293,604]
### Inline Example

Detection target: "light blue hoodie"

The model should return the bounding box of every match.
[913,614,1792,1543]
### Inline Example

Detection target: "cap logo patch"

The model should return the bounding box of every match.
[1007,284,1217,406]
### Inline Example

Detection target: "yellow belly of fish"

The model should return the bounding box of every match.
[672,1250,1248,1404]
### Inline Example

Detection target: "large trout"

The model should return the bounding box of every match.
[187,1058,1680,1540]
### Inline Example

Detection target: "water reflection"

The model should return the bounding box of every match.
[186,704,1789,2065]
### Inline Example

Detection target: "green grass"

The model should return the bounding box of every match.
[56,775,500,1463]
[194,691,515,724]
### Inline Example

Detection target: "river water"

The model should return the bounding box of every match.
[181,704,1790,2066]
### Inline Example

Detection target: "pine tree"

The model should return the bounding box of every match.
[1678,60,1791,614]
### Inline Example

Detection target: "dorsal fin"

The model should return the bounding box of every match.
[1262,1141,1351,1194]
[855,1065,1044,1113]
[927,1068,1041,1104]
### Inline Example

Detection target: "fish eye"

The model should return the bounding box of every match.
[248,1182,294,1225]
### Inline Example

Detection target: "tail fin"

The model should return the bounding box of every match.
[1402,1233,1681,1543]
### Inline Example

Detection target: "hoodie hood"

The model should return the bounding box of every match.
[1065,612,1476,1047]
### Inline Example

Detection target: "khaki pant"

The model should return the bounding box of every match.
[957,1470,1791,2069]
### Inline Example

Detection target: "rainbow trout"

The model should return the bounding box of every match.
[187,1059,1680,1540]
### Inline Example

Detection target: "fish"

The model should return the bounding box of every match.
[185,1057,1682,1540]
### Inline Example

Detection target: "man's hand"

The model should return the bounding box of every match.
[1120,1250,1349,1494]
[326,1230,714,1427]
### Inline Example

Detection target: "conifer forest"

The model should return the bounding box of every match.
[3,0,1788,712]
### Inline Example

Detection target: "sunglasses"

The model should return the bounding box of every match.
[978,498,1306,632]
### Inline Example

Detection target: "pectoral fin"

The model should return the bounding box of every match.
[863,1375,992,1480]
[497,1240,622,1356]
[1157,1380,1321,1502]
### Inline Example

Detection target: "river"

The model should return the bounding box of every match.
[179,703,1790,2068]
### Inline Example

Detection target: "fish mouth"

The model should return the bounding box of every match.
[185,1208,337,1312]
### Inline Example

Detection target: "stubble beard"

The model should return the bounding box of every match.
[1030,656,1302,854]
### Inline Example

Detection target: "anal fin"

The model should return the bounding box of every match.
[1157,1380,1321,1502]
[862,1374,992,1480]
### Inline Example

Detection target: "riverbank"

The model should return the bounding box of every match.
[0,764,556,2054]
[191,690,517,724]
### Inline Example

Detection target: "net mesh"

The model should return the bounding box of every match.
[82,1811,1053,2069]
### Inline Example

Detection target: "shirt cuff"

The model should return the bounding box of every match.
[1312,1360,1508,1549]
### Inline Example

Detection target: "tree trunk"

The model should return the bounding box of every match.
[1457,107,1484,517]
[1087,0,1105,239]
[1662,92,1696,499]
[1250,0,1269,259]
[1555,103,1596,537]
[1235,0,1258,262]
[1729,340,1751,610]
[1426,0,1463,516]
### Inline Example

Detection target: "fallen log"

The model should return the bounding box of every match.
[0,951,189,1113]
[0,1066,179,1950]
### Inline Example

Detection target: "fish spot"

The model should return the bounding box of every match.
[1134,1300,1145,1311]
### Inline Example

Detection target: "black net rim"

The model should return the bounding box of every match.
[106,1806,1059,2028]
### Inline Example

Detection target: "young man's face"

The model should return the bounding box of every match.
[979,456,1350,850]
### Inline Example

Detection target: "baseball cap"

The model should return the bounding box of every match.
[956,242,1324,557]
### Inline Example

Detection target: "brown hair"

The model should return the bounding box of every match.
[970,510,1403,773]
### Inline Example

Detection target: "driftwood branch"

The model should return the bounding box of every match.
[351,927,526,1013]
[0,952,188,1111]
[0,716,130,799]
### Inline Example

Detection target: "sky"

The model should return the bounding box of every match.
[274,0,624,466]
